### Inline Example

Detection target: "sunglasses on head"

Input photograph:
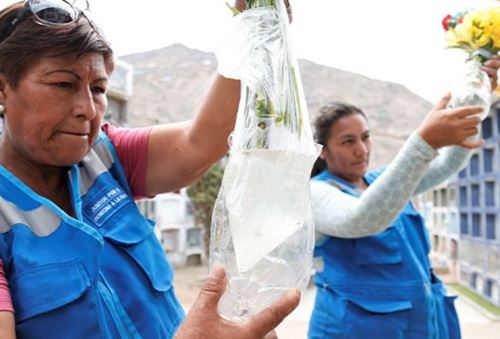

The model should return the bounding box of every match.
[0,0,102,42]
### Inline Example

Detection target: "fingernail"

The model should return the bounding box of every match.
[208,265,225,281]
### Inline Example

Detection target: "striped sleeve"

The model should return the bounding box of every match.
[313,133,437,240]
[0,260,13,313]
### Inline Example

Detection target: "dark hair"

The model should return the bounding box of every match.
[0,1,114,88]
[311,101,367,177]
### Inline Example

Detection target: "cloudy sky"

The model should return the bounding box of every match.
[0,0,497,102]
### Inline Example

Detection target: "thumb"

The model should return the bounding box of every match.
[194,265,227,312]
[459,138,484,149]
[435,93,452,110]
[246,289,301,337]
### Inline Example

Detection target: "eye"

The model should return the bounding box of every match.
[341,139,354,145]
[362,134,370,141]
[91,85,106,95]
[54,82,74,90]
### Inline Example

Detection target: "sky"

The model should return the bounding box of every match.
[0,0,498,103]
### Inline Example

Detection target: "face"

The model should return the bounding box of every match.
[0,53,109,168]
[320,113,371,184]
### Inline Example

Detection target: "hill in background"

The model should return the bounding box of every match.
[122,44,433,168]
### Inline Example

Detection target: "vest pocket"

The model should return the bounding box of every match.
[355,226,402,265]
[442,296,460,339]
[343,296,412,339]
[104,215,174,292]
[10,260,96,322]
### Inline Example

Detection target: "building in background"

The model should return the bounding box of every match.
[415,181,460,279]
[136,190,204,268]
[417,99,500,307]
[106,59,134,125]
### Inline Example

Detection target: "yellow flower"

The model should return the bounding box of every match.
[446,5,500,55]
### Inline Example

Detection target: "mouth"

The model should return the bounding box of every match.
[59,131,90,137]
[352,160,368,167]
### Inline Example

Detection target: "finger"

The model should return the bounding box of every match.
[434,93,452,110]
[234,0,246,11]
[483,55,500,70]
[246,289,301,337]
[194,265,227,312]
[482,57,500,88]
[459,116,481,128]
[454,105,484,118]
[459,138,484,149]
[481,66,498,88]
[264,330,279,339]
[460,126,480,138]
[283,0,292,23]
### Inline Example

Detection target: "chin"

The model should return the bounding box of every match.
[55,150,89,166]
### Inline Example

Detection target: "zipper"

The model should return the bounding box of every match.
[97,274,142,339]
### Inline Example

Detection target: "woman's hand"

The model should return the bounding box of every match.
[174,266,300,339]
[416,94,483,150]
[482,54,500,90]
[233,0,293,23]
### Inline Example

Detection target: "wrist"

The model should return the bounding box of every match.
[416,128,439,150]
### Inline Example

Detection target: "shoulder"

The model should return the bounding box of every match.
[365,166,387,181]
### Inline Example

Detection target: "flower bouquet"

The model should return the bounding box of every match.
[210,0,319,321]
[442,5,500,119]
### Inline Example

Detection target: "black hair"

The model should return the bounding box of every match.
[311,101,367,177]
[0,1,114,89]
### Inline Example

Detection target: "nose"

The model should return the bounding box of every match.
[354,140,368,157]
[73,87,97,120]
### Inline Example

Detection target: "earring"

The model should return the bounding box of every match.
[0,105,4,115]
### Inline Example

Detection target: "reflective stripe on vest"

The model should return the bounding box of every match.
[0,194,61,236]
[79,140,115,196]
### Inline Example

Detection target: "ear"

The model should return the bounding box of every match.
[319,148,327,160]
[0,74,7,103]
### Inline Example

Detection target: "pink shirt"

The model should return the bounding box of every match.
[0,124,152,312]
[101,123,152,198]
[0,261,13,312]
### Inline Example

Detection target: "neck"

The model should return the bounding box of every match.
[330,171,368,190]
[0,144,73,215]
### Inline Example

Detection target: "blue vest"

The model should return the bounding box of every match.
[308,169,460,339]
[0,132,185,339]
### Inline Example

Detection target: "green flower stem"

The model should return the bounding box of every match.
[242,0,303,149]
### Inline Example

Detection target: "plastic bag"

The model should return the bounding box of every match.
[210,0,320,321]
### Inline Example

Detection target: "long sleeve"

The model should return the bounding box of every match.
[312,133,437,241]
[413,145,471,195]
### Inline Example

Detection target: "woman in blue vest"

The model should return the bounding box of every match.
[0,0,298,338]
[307,65,500,339]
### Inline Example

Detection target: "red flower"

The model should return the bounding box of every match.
[457,15,464,25]
[442,14,452,31]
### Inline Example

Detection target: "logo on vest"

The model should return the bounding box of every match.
[85,186,129,226]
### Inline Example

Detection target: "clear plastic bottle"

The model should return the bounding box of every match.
[448,58,491,120]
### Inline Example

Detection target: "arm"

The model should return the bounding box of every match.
[0,312,15,339]
[102,123,152,199]
[413,145,470,195]
[312,133,437,239]
[314,95,484,240]
[145,76,240,195]
[144,0,294,196]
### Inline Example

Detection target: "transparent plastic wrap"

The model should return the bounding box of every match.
[448,57,491,121]
[210,0,320,321]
